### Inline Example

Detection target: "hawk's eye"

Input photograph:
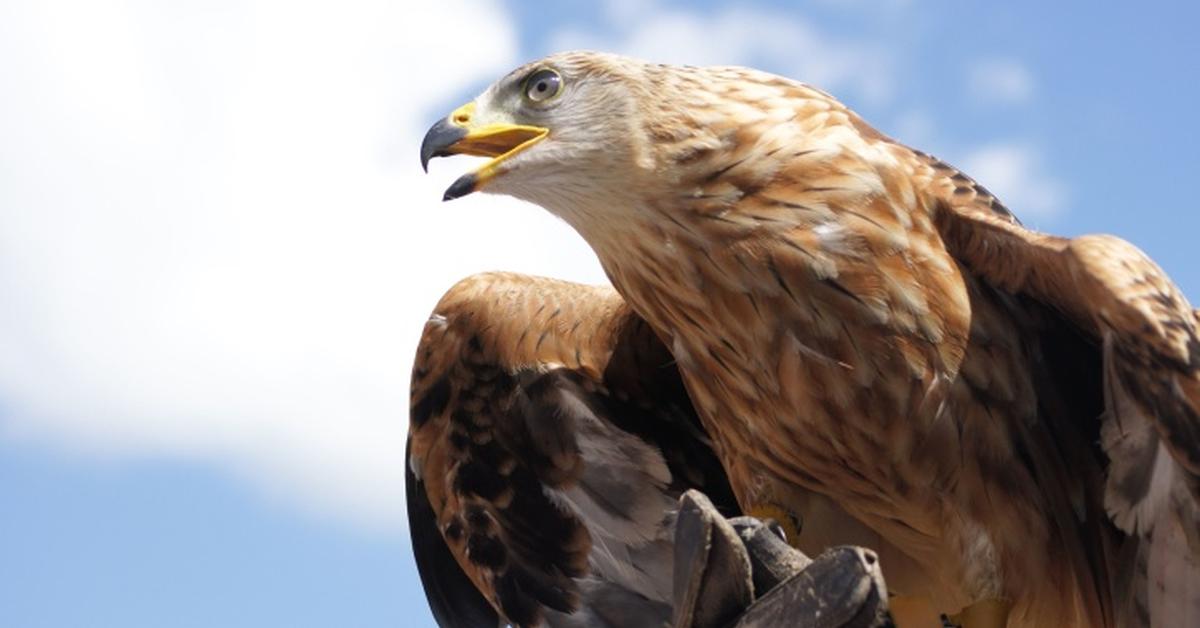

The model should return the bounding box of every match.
[523,69,562,103]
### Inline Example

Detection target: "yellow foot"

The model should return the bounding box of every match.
[947,598,1011,628]
[746,503,803,547]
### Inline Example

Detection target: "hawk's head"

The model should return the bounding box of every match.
[420,52,657,211]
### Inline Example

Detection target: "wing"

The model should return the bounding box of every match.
[931,164,1200,627]
[407,272,738,627]
[407,441,500,628]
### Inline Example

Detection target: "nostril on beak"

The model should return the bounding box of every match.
[448,102,476,128]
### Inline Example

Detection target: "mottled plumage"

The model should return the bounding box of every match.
[408,273,737,627]
[414,52,1200,627]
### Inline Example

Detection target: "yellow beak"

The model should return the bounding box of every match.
[419,103,548,200]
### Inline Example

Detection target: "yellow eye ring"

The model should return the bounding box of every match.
[523,68,563,103]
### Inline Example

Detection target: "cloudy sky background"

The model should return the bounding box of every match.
[1,1,1196,626]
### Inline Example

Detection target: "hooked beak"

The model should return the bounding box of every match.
[419,103,548,201]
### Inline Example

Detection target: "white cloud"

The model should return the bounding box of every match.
[551,5,895,105]
[0,0,604,534]
[960,144,1067,222]
[967,58,1034,105]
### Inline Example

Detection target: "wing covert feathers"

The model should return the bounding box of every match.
[407,272,736,627]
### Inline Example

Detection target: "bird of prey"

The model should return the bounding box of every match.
[412,51,1200,628]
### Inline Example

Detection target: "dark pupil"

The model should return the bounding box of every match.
[528,72,557,99]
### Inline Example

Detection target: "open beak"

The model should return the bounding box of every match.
[419,102,548,201]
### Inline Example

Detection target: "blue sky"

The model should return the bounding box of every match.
[0,1,1196,626]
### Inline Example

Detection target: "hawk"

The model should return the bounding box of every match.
[411,51,1200,627]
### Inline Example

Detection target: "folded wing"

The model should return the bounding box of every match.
[407,272,738,627]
